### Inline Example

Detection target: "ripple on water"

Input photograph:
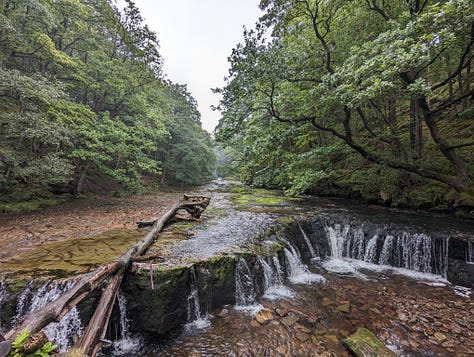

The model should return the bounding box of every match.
[163,212,276,261]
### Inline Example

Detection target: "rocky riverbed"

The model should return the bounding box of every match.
[152,270,473,357]
[1,182,473,356]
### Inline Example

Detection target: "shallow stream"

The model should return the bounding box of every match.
[1,181,473,356]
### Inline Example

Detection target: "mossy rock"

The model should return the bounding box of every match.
[343,327,396,357]
[198,256,237,308]
[122,265,190,337]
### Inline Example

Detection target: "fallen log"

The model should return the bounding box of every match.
[77,272,124,356]
[5,195,210,356]
[5,261,120,340]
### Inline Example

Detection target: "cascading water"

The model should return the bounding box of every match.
[297,223,316,257]
[363,235,379,263]
[258,257,294,300]
[323,223,451,278]
[283,241,325,285]
[378,235,395,265]
[234,257,258,309]
[467,241,474,264]
[13,280,83,352]
[110,291,143,356]
[185,266,210,329]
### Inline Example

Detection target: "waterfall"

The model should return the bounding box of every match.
[111,292,143,356]
[283,242,325,285]
[379,235,395,265]
[258,257,294,300]
[298,223,316,257]
[185,267,210,329]
[363,235,379,263]
[13,280,83,352]
[325,224,347,259]
[323,224,450,277]
[272,256,285,286]
[234,258,257,307]
[467,241,474,264]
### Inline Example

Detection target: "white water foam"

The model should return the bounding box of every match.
[284,245,325,285]
[111,292,143,356]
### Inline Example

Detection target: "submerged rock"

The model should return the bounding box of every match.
[343,327,396,357]
[255,309,273,324]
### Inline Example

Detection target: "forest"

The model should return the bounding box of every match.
[0,0,215,208]
[215,0,474,214]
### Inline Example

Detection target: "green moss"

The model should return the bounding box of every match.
[0,198,64,213]
[0,229,143,278]
[202,256,236,285]
[343,328,396,357]
[125,265,189,335]
[251,242,285,257]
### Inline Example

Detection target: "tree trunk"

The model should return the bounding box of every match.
[75,162,90,196]
[77,272,124,357]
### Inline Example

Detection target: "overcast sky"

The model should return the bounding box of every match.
[117,0,262,133]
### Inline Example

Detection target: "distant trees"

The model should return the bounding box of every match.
[216,0,473,208]
[0,0,215,200]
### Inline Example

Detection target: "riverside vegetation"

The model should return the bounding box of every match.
[0,0,215,211]
[215,0,474,216]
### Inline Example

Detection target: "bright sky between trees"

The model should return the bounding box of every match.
[116,0,263,133]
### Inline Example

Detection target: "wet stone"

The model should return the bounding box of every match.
[338,303,351,314]
[281,312,299,327]
[255,309,274,325]
[398,312,408,321]
[296,332,310,342]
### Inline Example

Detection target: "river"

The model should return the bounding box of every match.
[1,181,473,356]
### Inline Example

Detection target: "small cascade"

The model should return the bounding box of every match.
[185,267,209,329]
[467,241,474,264]
[298,223,316,257]
[323,223,450,277]
[283,242,325,285]
[234,258,257,307]
[258,257,294,300]
[13,280,83,352]
[378,235,395,265]
[325,224,347,259]
[363,235,379,263]
[12,281,33,326]
[110,292,143,356]
[272,256,285,285]
[432,236,449,277]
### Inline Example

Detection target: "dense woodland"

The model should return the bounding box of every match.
[215,0,474,213]
[0,0,215,205]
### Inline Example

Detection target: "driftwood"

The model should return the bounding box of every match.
[5,195,210,357]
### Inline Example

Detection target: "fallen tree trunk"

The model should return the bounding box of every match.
[77,272,124,357]
[4,261,120,340]
[5,195,210,356]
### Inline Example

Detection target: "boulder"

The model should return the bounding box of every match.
[343,327,396,357]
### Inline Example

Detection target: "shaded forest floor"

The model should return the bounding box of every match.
[0,190,186,262]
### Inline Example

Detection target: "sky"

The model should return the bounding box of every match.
[117,0,263,133]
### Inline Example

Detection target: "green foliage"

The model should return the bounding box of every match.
[0,0,215,202]
[216,0,474,209]
[8,330,58,357]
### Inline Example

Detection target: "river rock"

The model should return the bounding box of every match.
[255,309,273,324]
[398,312,408,321]
[433,332,447,342]
[296,332,310,342]
[281,312,299,327]
[343,327,396,357]
[337,302,351,314]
